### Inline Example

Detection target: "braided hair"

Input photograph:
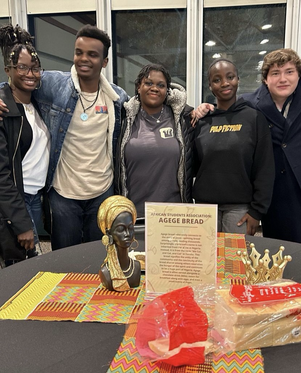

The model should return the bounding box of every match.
[0,24,40,66]
[134,63,171,100]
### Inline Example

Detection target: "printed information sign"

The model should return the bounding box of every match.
[145,202,217,299]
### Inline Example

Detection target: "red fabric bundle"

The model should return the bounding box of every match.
[136,286,208,366]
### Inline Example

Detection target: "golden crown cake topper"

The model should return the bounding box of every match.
[237,243,292,284]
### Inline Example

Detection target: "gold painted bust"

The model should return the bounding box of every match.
[97,195,141,292]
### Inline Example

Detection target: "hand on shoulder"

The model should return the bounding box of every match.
[195,103,215,119]
[0,98,9,120]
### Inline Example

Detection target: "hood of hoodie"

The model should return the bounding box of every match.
[207,97,248,117]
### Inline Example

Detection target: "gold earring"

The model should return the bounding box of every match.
[102,234,109,246]
[131,238,139,250]
[102,234,112,246]
[8,76,11,85]
[35,79,42,90]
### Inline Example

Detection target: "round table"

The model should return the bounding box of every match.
[0,234,300,372]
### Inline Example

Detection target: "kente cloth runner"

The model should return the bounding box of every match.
[107,233,264,373]
[0,272,145,323]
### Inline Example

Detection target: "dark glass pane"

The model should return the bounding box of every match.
[28,12,96,71]
[203,4,286,102]
[113,9,187,96]
[0,17,10,83]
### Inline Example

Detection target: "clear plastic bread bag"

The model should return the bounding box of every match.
[134,280,301,367]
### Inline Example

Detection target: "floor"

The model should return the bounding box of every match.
[0,239,51,269]
[39,239,52,255]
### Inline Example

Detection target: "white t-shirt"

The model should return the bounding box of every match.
[53,89,113,199]
[22,103,50,195]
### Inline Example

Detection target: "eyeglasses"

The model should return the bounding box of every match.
[8,64,43,76]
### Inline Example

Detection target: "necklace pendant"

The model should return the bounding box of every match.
[81,112,88,121]
[24,105,33,115]
[156,119,160,123]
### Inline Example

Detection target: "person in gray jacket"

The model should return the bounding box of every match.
[115,64,194,218]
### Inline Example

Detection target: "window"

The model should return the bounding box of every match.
[28,12,96,72]
[0,18,10,83]
[203,4,286,102]
[112,9,186,96]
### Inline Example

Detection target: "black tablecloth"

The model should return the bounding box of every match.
[0,234,300,372]
[0,241,123,373]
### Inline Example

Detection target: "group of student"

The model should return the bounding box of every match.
[0,23,300,267]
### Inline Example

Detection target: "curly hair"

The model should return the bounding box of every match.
[76,24,111,59]
[261,48,301,82]
[134,63,171,98]
[0,24,40,66]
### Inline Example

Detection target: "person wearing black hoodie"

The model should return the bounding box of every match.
[193,58,274,235]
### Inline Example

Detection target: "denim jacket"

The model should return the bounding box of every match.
[33,67,128,191]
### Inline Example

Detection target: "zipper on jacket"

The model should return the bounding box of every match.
[12,116,23,186]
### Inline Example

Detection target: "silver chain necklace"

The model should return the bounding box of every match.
[141,106,164,123]
[79,82,100,121]
[80,92,99,103]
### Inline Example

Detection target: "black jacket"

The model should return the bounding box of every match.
[242,80,301,241]
[0,84,32,260]
[243,81,301,190]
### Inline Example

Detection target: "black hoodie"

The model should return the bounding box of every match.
[192,98,275,220]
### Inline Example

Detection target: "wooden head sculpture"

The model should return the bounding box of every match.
[97,195,141,291]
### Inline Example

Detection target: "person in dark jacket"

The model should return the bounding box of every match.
[0,25,128,251]
[114,64,194,218]
[193,58,274,235]
[242,49,301,242]
[0,25,50,264]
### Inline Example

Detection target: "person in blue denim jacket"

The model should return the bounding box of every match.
[0,25,128,250]
[40,25,128,250]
